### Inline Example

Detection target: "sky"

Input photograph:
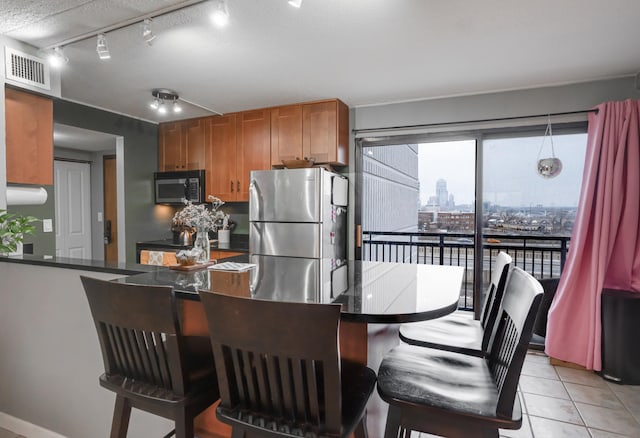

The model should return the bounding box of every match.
[418,134,588,207]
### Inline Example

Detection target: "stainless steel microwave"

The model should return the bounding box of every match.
[154,170,206,204]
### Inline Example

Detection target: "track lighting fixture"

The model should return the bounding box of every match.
[150,89,181,116]
[288,0,302,8]
[48,47,68,67]
[96,34,110,60]
[211,0,229,27]
[142,18,156,45]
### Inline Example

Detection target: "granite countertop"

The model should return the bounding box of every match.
[117,260,464,324]
[0,254,160,275]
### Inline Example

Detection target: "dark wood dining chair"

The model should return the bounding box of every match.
[198,290,377,438]
[398,251,512,357]
[81,276,219,438]
[376,267,543,438]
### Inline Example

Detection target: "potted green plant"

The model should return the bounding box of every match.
[0,209,37,255]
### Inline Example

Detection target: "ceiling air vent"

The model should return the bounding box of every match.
[4,47,50,90]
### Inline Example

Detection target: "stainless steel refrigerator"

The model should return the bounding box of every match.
[249,168,348,303]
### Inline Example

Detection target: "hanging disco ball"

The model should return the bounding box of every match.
[537,157,563,178]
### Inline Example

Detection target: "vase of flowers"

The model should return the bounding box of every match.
[172,200,218,263]
[171,196,231,263]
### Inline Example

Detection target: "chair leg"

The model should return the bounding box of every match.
[383,405,403,438]
[110,395,131,438]
[354,417,368,438]
[174,410,194,438]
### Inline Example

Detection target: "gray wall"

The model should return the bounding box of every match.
[0,263,173,437]
[53,100,162,262]
[354,76,640,132]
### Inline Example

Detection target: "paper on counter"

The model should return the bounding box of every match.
[208,262,256,272]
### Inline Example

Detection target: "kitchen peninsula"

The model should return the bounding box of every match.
[0,255,462,438]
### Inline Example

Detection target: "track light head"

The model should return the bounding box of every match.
[211,0,229,27]
[48,47,68,68]
[288,0,302,8]
[96,34,110,60]
[142,18,156,45]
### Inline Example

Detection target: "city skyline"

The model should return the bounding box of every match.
[418,134,588,208]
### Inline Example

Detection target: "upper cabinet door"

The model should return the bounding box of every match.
[5,88,53,185]
[158,122,183,171]
[183,118,206,170]
[207,114,237,202]
[302,99,349,166]
[270,105,303,166]
[236,109,271,201]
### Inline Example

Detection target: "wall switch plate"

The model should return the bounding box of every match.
[97,212,103,222]
[43,218,53,232]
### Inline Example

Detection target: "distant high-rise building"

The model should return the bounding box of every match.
[436,178,448,206]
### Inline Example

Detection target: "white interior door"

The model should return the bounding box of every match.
[55,160,92,259]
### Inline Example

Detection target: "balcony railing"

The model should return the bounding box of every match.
[362,230,570,310]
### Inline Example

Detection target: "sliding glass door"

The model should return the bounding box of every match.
[356,125,588,313]
[357,138,477,309]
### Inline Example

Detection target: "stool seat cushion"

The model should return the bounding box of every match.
[377,343,521,428]
[399,312,484,356]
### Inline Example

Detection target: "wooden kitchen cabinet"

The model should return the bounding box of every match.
[270,104,303,166]
[5,87,53,185]
[302,99,349,166]
[235,109,271,201]
[206,114,237,201]
[270,99,349,167]
[206,110,270,202]
[158,118,206,171]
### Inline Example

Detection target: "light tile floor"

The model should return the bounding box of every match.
[501,351,640,438]
[2,351,639,438]
[414,351,640,438]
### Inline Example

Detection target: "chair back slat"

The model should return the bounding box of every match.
[480,252,512,351]
[265,354,284,417]
[143,331,163,385]
[487,267,542,418]
[306,359,322,423]
[200,291,343,436]
[81,276,189,396]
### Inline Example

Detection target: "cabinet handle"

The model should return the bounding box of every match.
[230,180,234,192]
[237,180,240,192]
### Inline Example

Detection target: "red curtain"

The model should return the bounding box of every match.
[546,99,640,370]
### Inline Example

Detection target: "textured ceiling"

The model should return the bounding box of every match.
[2,0,640,124]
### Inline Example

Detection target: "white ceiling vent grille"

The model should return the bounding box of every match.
[4,47,50,90]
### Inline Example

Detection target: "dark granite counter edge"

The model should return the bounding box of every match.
[0,254,161,276]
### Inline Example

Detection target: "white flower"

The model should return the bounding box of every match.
[172,200,217,230]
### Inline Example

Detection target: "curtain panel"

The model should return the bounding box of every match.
[546,99,640,370]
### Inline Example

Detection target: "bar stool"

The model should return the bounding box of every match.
[377,267,543,437]
[399,251,512,357]
[81,276,219,438]
[198,290,377,438]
